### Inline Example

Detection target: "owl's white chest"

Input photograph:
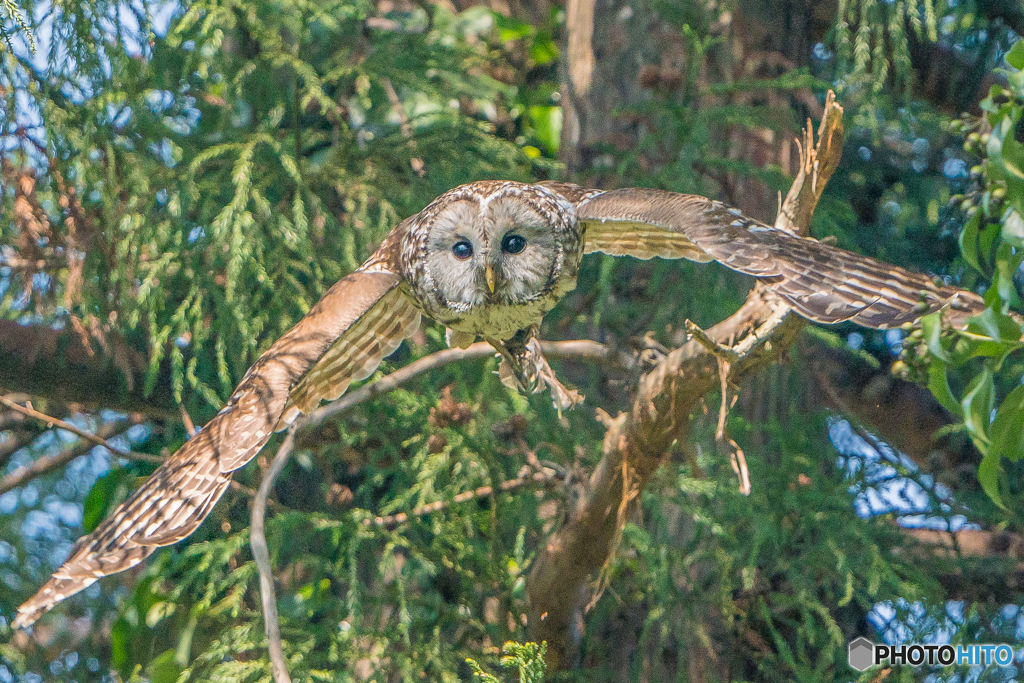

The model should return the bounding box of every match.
[412,259,580,341]
[446,294,562,340]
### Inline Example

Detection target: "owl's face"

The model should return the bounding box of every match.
[405,182,583,336]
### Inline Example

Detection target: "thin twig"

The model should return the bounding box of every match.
[179,404,197,438]
[685,320,740,362]
[250,339,610,679]
[0,394,160,463]
[0,416,146,495]
[229,480,289,512]
[362,468,561,528]
[251,424,297,683]
[303,339,612,427]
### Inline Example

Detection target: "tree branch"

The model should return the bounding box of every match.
[527,92,846,670]
[251,425,297,683]
[249,338,614,681]
[800,335,982,491]
[904,526,1024,603]
[0,414,148,495]
[302,339,614,427]
[361,467,563,529]
[0,394,158,463]
[0,319,177,417]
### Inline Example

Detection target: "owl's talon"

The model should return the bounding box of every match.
[490,333,584,412]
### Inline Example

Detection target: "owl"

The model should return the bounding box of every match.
[13,180,986,628]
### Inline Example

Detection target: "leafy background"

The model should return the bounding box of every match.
[0,0,1022,681]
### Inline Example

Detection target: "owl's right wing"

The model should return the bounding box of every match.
[14,257,421,629]
[555,184,987,329]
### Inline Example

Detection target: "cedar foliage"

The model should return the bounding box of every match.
[0,0,1022,682]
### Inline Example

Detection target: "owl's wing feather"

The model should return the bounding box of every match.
[574,186,987,329]
[14,268,419,629]
[280,286,420,425]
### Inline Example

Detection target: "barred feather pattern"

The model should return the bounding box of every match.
[577,187,987,329]
[13,269,414,629]
[281,288,421,423]
[15,180,999,630]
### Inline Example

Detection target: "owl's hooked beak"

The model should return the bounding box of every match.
[484,264,496,293]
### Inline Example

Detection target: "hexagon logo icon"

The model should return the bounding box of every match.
[848,637,875,672]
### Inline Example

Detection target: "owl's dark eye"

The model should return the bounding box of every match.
[452,240,474,260]
[501,234,527,255]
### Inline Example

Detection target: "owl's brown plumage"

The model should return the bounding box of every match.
[13,180,988,629]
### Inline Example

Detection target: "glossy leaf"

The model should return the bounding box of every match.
[921,311,952,362]
[927,361,962,417]
[991,382,1024,463]
[960,367,995,448]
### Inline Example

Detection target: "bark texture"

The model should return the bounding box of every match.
[0,319,177,417]
[528,93,845,671]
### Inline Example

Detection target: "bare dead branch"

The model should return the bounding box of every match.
[251,424,298,683]
[362,467,562,528]
[775,90,844,237]
[0,414,147,495]
[527,93,846,670]
[302,339,613,428]
[0,394,159,463]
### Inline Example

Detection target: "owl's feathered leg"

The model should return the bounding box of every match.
[487,328,584,412]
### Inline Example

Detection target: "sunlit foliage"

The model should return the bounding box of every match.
[0,0,1021,681]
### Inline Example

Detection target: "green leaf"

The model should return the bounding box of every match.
[960,367,995,448]
[927,361,962,417]
[966,306,1023,345]
[146,649,184,683]
[530,30,559,65]
[492,12,534,42]
[978,449,1005,510]
[991,382,1024,463]
[82,469,131,534]
[111,617,131,674]
[527,105,562,154]
[921,311,951,362]
[1006,40,1024,70]
[1003,208,1024,248]
[958,212,982,272]
[146,601,177,628]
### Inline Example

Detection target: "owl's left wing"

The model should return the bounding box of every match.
[554,183,986,329]
[13,251,421,628]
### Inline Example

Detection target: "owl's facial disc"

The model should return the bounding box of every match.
[424,199,490,311]
[421,185,572,315]
[485,195,560,305]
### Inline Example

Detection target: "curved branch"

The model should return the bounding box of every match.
[0,414,147,495]
[251,339,612,681]
[527,93,846,670]
[251,425,297,683]
[302,339,614,427]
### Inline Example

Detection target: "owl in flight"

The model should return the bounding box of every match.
[13,180,984,628]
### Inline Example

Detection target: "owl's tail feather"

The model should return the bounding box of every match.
[11,547,156,630]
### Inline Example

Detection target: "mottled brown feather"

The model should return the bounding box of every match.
[576,187,987,328]
[13,268,413,629]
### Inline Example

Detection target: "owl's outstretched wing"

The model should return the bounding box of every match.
[561,184,986,329]
[13,263,421,629]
